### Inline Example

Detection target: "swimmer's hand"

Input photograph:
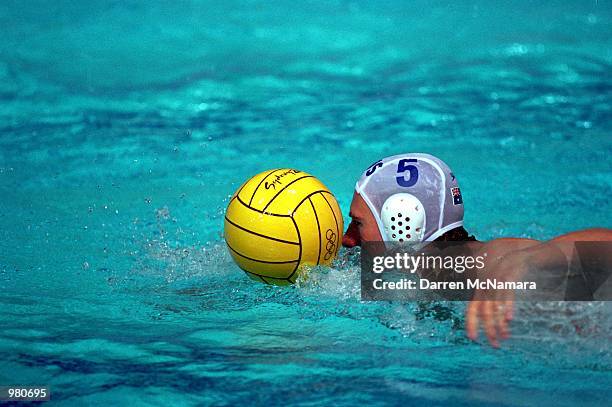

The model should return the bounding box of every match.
[464,242,530,348]
[466,298,514,348]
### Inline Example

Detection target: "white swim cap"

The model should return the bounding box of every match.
[355,153,464,243]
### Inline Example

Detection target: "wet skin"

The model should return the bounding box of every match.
[342,192,381,248]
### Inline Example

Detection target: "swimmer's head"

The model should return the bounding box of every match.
[342,153,466,247]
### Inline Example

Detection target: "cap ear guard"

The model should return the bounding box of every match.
[380,193,426,243]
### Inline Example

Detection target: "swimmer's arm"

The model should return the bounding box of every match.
[507,228,612,270]
[473,228,612,278]
[466,228,612,347]
[548,228,612,259]
[550,227,612,242]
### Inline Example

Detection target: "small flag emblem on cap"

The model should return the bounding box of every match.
[451,187,463,205]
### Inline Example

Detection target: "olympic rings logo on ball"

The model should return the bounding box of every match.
[324,229,337,260]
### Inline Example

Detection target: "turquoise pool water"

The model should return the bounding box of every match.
[1,1,611,405]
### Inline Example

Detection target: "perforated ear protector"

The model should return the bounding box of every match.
[380,193,426,242]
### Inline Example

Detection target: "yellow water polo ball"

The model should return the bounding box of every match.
[224,169,343,285]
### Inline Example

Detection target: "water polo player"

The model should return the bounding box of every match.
[342,153,612,347]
